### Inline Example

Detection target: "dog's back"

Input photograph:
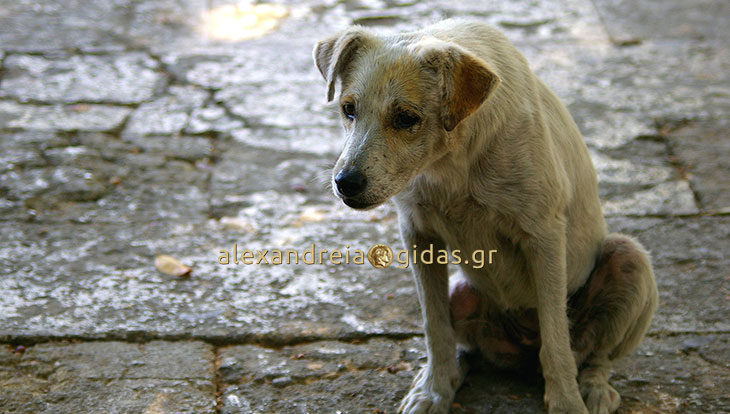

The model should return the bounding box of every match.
[416,19,607,291]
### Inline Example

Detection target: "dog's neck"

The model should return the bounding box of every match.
[419,105,506,191]
[407,76,536,212]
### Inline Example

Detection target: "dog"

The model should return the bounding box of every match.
[313,19,658,414]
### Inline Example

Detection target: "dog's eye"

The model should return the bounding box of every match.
[342,103,356,120]
[393,111,421,129]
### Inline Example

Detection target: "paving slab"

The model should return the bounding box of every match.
[612,334,730,413]
[0,211,421,342]
[0,0,132,52]
[602,181,699,216]
[0,341,216,414]
[0,131,212,223]
[122,85,209,137]
[219,337,422,413]
[606,217,730,334]
[215,333,729,413]
[0,53,165,104]
[215,82,334,128]
[666,120,730,212]
[163,48,321,88]
[186,104,245,134]
[591,0,730,43]
[1,210,726,345]
[0,101,131,132]
[209,143,335,219]
[520,39,730,136]
[591,137,699,215]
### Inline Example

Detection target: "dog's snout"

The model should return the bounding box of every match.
[335,169,367,197]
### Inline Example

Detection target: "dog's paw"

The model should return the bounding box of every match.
[580,381,621,414]
[544,383,589,414]
[398,387,452,414]
[398,366,459,414]
[545,398,589,414]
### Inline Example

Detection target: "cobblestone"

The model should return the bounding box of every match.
[0,341,216,413]
[0,53,165,104]
[0,101,131,132]
[123,85,209,137]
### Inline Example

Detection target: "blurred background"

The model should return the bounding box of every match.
[0,0,728,413]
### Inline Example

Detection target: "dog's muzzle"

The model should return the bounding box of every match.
[335,168,367,198]
[334,168,379,209]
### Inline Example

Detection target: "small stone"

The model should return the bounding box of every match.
[219,217,256,233]
[680,336,715,353]
[271,376,293,387]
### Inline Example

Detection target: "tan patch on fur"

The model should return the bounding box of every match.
[379,58,428,152]
[444,53,500,131]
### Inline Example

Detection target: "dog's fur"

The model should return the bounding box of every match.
[313,19,658,414]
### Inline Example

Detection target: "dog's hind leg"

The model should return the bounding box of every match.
[450,275,541,372]
[449,234,657,414]
[568,234,658,414]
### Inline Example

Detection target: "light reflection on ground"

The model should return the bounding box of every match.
[202,3,288,41]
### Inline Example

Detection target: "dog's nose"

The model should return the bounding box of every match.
[335,169,367,197]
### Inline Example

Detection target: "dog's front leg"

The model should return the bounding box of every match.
[399,233,461,414]
[524,223,589,414]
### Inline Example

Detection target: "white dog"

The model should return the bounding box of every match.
[314,19,657,414]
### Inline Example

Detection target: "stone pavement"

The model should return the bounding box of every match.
[0,0,728,412]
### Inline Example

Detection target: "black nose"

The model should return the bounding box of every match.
[335,169,367,197]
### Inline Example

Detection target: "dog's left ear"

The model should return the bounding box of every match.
[313,28,375,102]
[417,41,501,131]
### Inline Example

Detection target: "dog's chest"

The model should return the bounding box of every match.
[414,197,537,309]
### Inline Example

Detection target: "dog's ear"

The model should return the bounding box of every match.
[313,28,374,102]
[417,41,501,131]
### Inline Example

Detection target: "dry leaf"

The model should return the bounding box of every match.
[154,254,192,277]
[386,361,412,374]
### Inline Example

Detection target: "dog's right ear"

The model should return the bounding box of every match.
[313,28,374,102]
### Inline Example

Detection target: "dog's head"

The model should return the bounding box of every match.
[313,27,500,210]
